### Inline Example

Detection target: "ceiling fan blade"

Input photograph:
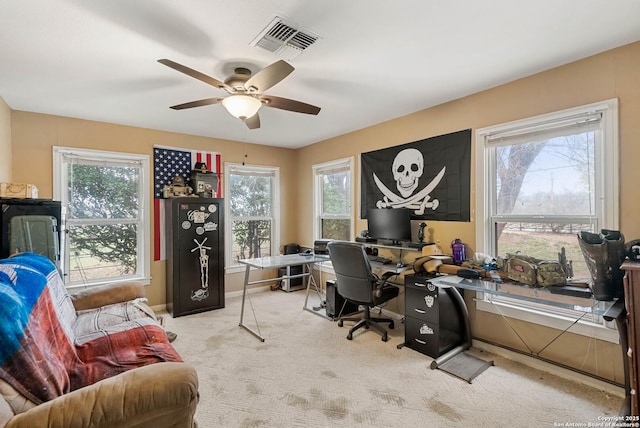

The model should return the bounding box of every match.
[244,60,294,93]
[245,113,261,129]
[169,98,222,110]
[158,59,232,92]
[259,95,321,115]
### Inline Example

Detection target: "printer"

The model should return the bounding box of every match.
[313,239,331,255]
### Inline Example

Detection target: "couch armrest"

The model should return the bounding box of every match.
[5,362,199,428]
[71,282,147,311]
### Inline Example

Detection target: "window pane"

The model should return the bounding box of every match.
[229,175,272,217]
[321,219,351,240]
[496,222,595,280]
[68,164,140,219]
[495,132,595,216]
[67,223,137,282]
[322,172,349,215]
[231,219,271,262]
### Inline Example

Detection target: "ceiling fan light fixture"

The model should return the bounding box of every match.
[221,95,262,120]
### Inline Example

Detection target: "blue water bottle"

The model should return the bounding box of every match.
[451,238,465,265]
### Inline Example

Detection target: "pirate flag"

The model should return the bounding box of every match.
[360,129,471,221]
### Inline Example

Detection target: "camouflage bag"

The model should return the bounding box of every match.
[536,260,568,287]
[500,254,567,287]
[505,256,537,286]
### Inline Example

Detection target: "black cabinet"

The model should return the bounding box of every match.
[0,198,62,269]
[164,198,224,317]
[404,275,465,358]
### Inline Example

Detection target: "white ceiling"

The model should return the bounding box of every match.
[1,1,639,149]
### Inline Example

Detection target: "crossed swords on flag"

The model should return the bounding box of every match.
[373,166,446,215]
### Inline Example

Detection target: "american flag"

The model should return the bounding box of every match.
[153,145,222,261]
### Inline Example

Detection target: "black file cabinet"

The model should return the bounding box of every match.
[404,275,464,358]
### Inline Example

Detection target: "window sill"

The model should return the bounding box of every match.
[475,296,619,344]
[225,265,246,275]
[65,275,151,291]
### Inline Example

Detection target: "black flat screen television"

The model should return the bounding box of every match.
[366,208,412,245]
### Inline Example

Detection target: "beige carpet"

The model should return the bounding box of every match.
[163,289,623,428]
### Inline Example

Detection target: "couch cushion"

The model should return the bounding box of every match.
[73,300,159,345]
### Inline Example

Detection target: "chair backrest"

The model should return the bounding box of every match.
[327,241,376,304]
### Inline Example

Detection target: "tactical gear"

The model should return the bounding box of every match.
[498,254,567,287]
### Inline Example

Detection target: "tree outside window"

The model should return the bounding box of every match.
[226,164,279,266]
[314,158,353,241]
[493,132,596,279]
[475,99,619,332]
[53,148,150,288]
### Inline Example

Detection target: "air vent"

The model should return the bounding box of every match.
[250,17,321,61]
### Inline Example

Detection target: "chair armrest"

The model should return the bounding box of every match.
[6,362,199,428]
[374,272,397,298]
[71,282,147,311]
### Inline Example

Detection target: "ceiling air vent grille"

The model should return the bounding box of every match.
[250,17,320,61]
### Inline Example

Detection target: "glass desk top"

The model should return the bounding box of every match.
[239,253,330,270]
[426,275,617,316]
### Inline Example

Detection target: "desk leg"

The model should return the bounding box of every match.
[239,265,265,342]
[431,287,472,369]
[303,262,331,320]
[303,262,313,309]
[603,299,630,416]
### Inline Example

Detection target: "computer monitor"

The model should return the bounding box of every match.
[366,208,412,245]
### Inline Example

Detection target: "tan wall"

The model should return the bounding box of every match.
[10,112,299,304]
[295,41,640,382]
[0,97,11,182]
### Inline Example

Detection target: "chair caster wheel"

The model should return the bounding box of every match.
[382,334,388,342]
[389,321,394,329]
[347,334,353,340]
[338,320,343,327]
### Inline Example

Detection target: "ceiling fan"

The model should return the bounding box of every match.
[158,58,321,129]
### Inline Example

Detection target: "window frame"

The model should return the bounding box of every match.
[312,157,354,241]
[474,99,619,342]
[52,146,151,289]
[224,162,280,271]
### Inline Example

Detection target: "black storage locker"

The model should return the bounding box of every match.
[164,198,225,317]
[0,198,62,268]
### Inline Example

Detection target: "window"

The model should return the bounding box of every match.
[53,147,150,288]
[225,163,280,268]
[475,99,619,339]
[313,157,354,241]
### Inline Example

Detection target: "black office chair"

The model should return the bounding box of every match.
[327,241,400,342]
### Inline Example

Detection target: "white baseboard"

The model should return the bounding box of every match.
[472,340,625,398]
[152,285,272,315]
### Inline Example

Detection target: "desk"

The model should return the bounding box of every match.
[366,242,422,264]
[238,254,329,341]
[299,249,410,322]
[405,274,619,369]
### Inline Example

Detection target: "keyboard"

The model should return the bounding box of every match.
[367,254,392,264]
[407,242,433,249]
